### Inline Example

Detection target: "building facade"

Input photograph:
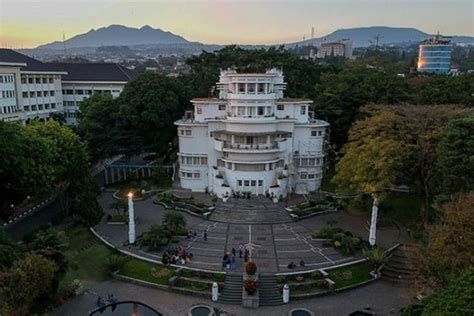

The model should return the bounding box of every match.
[317,39,353,59]
[0,49,136,124]
[417,34,452,74]
[175,69,329,200]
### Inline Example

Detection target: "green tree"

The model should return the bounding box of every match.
[0,253,56,316]
[76,94,121,161]
[435,116,474,198]
[0,229,22,270]
[162,211,187,236]
[115,73,190,156]
[28,229,68,275]
[137,224,168,250]
[413,192,474,290]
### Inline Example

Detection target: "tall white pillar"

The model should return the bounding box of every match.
[369,196,378,247]
[128,192,136,244]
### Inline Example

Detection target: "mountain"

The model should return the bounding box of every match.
[287,26,474,47]
[37,25,190,50]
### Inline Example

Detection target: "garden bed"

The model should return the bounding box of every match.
[326,261,374,289]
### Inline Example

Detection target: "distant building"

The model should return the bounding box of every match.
[317,39,353,59]
[417,34,452,74]
[49,62,137,125]
[175,69,329,199]
[0,49,137,124]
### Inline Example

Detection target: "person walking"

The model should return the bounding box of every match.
[230,253,236,270]
[222,253,229,269]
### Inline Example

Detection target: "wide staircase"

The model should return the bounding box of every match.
[382,244,418,286]
[210,196,291,224]
[219,273,242,305]
[259,274,283,306]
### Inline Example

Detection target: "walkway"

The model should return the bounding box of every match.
[52,279,412,316]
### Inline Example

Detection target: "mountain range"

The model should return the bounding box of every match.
[36,25,474,50]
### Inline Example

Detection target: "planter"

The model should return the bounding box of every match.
[242,273,259,308]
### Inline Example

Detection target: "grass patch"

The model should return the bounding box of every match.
[175,280,210,293]
[327,261,373,289]
[118,259,174,285]
[61,225,114,289]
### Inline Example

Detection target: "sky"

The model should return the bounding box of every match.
[1,0,473,48]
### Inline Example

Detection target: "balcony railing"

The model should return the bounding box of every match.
[223,141,278,150]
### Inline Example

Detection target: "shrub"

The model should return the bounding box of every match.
[368,247,387,269]
[312,227,343,239]
[340,236,361,254]
[105,254,126,273]
[311,271,323,280]
[180,269,195,278]
[244,279,258,295]
[212,273,225,282]
[277,275,287,284]
[245,261,257,276]
[137,224,169,250]
[162,211,187,236]
[317,279,330,289]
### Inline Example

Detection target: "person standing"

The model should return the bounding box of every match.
[239,243,244,258]
[203,230,208,241]
[230,253,236,270]
[244,249,249,262]
[231,247,236,257]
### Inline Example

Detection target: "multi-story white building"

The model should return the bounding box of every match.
[0,49,136,124]
[317,39,353,59]
[49,63,136,125]
[175,69,329,200]
[0,49,66,122]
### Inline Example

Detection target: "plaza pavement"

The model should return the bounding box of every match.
[52,278,412,316]
[94,192,401,273]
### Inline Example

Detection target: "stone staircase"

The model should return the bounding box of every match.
[382,244,418,286]
[219,273,243,305]
[259,274,283,306]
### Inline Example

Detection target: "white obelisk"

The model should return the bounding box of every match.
[369,196,378,247]
[128,192,136,244]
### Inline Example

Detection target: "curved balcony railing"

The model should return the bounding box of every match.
[223,141,278,150]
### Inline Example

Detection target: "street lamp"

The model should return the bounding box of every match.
[127,192,136,245]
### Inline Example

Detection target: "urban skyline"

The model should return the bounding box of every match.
[1,0,473,48]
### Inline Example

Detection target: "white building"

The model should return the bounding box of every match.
[0,49,66,122]
[49,63,136,125]
[175,69,329,200]
[317,39,353,59]
[0,49,136,124]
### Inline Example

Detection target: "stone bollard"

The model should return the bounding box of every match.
[283,284,289,304]
[212,282,219,302]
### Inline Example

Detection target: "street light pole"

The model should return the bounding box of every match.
[128,192,136,245]
[369,195,379,247]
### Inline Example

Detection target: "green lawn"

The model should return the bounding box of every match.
[60,225,114,289]
[327,261,373,289]
[118,258,174,285]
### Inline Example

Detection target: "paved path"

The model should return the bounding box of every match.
[94,192,401,273]
[52,279,412,316]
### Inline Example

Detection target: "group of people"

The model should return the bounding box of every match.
[222,244,252,270]
[287,259,305,269]
[162,247,193,265]
[96,293,118,308]
[187,229,208,241]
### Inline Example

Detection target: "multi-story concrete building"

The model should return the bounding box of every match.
[0,49,66,122]
[175,69,329,200]
[0,49,136,124]
[417,34,452,74]
[317,39,353,59]
[49,63,137,125]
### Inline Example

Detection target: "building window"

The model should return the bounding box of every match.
[51,103,56,109]
[29,91,35,98]
[277,104,284,111]
[35,78,41,84]
[237,180,242,186]
[77,90,84,95]
[22,92,28,98]
[42,78,47,83]
[218,104,226,111]
[66,90,73,95]
[196,107,202,114]
[49,77,54,83]
[50,91,55,96]
[308,174,315,179]
[185,129,192,136]
[248,84,255,94]
[193,172,200,178]
[21,78,26,84]
[24,105,30,111]
[238,83,245,93]
[300,106,306,115]
[300,172,308,180]
[257,83,265,94]
[28,78,33,84]
[85,90,92,95]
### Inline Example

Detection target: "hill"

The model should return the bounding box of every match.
[37,25,190,50]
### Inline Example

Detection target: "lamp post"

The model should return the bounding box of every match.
[368,195,379,247]
[128,192,136,245]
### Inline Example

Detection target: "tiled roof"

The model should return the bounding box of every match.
[48,62,138,82]
[0,49,137,82]
[0,48,59,72]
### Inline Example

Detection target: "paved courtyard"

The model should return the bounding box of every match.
[95,192,401,273]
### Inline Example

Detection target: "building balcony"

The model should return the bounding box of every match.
[227,92,276,100]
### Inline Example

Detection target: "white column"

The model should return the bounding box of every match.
[369,196,378,247]
[128,193,136,244]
